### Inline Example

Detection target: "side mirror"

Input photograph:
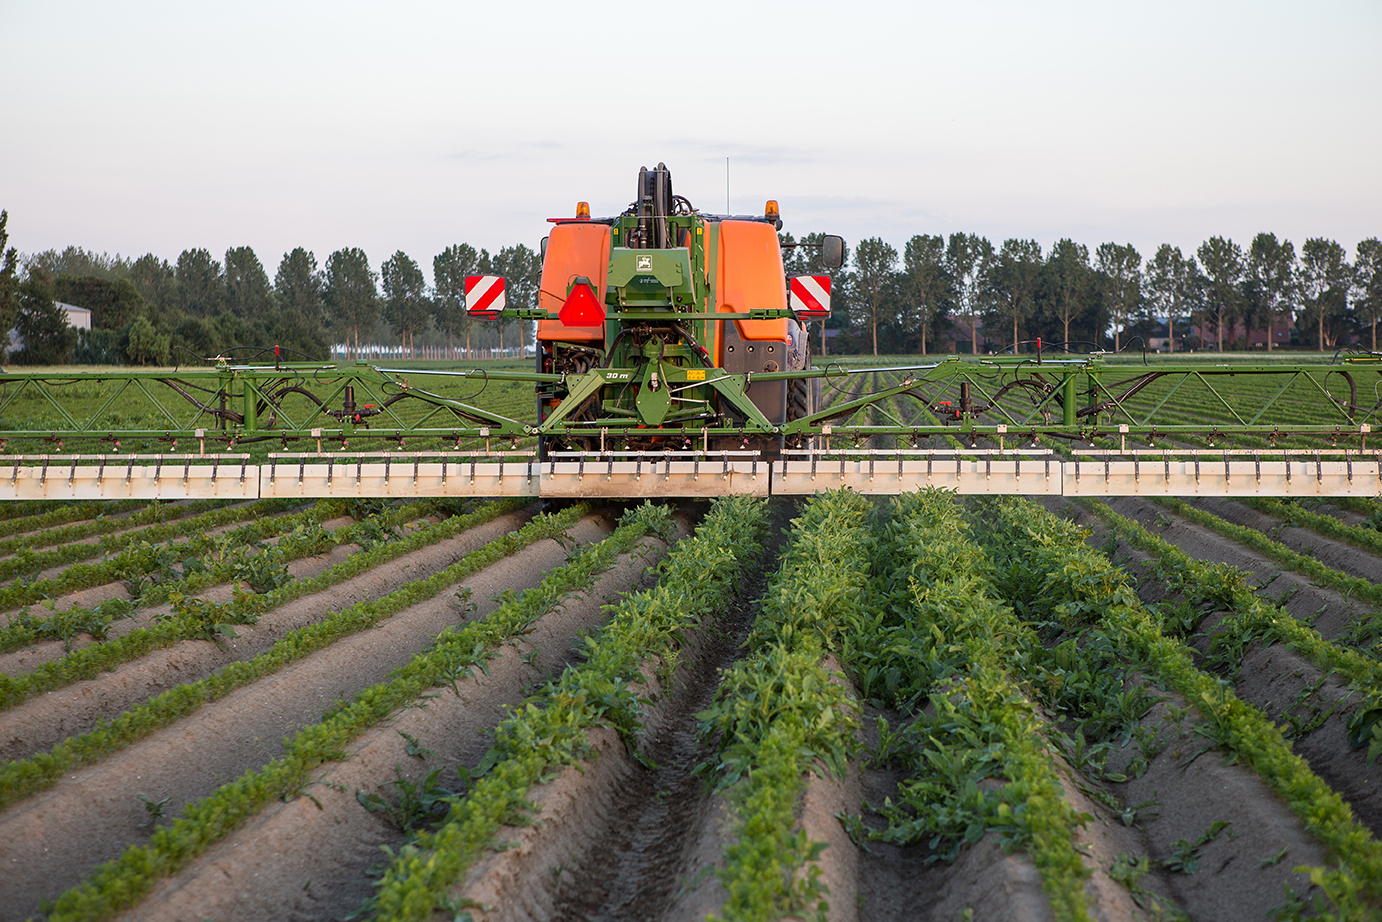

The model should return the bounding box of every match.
[540,236,549,261]
[821,235,845,270]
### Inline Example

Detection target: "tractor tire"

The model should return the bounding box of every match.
[787,375,809,421]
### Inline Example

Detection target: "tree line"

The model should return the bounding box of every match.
[0,211,539,366]
[784,231,1382,356]
[1,209,1377,366]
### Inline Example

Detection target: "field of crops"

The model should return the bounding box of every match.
[2,360,1382,921]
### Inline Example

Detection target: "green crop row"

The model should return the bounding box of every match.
[0,498,226,556]
[0,497,331,614]
[0,497,540,810]
[37,500,629,922]
[0,498,520,711]
[701,491,872,922]
[861,491,1092,921]
[0,497,438,655]
[0,495,294,584]
[1148,496,1382,609]
[1327,496,1382,520]
[0,499,148,537]
[370,495,767,922]
[989,497,1382,920]
[1236,496,1382,557]
[133,497,448,607]
[1083,499,1382,766]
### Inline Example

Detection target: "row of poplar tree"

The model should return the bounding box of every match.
[801,231,1382,356]
[0,211,539,366]
[1,210,1378,365]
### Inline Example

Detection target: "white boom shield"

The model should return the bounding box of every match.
[0,450,1378,500]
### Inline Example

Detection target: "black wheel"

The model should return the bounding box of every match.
[787,376,808,422]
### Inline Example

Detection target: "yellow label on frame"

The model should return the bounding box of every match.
[686,369,706,381]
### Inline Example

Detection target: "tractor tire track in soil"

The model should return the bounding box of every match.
[408,501,797,922]
[0,511,614,921]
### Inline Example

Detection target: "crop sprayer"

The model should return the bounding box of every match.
[1,164,1380,502]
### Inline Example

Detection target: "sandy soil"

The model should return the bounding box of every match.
[1059,496,1382,840]
[0,513,611,921]
[115,525,682,922]
[0,510,533,763]
[4,493,1379,922]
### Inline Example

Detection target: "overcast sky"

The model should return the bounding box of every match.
[2,0,1378,283]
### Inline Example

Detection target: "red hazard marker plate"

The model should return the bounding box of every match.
[790,275,831,318]
[465,275,506,317]
[558,281,605,327]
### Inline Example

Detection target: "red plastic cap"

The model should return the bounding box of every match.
[558,280,605,327]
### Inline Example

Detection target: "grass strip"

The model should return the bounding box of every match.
[0,498,521,710]
[0,497,539,809]
[994,497,1382,920]
[370,495,766,921]
[36,500,634,922]
[1147,496,1382,609]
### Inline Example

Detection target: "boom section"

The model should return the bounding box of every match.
[0,356,1376,448]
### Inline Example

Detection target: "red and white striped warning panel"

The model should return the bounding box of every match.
[789,275,831,318]
[465,275,506,317]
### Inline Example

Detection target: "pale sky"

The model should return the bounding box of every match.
[2,0,1378,282]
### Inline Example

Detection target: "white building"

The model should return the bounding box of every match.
[56,302,92,329]
[8,301,91,353]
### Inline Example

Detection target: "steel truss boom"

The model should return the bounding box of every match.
[0,355,1379,499]
[1,355,1378,449]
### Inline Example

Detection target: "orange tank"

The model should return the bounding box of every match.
[537,223,611,343]
[714,219,790,364]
